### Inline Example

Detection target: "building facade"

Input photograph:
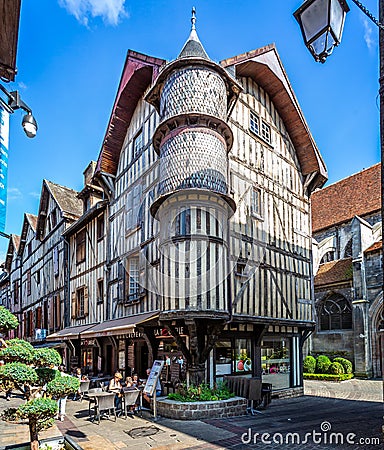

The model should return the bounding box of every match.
[5,17,327,395]
[311,163,383,378]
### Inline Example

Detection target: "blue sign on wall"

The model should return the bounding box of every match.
[0,106,9,233]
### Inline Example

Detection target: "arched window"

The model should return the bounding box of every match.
[318,294,352,331]
[343,239,352,258]
[320,250,335,265]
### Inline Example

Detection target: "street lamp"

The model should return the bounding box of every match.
[0,84,38,138]
[294,0,350,63]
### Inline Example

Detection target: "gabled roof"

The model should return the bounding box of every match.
[314,258,353,288]
[220,44,327,191]
[5,234,20,272]
[18,213,38,257]
[95,50,166,177]
[312,163,380,233]
[36,180,82,240]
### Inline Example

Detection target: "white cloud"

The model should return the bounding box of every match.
[7,188,22,201]
[59,0,128,26]
[362,18,375,50]
[29,191,41,199]
[18,81,27,90]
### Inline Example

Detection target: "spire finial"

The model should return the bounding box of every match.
[191,6,196,31]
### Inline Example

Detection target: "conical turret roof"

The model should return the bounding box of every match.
[177,7,209,60]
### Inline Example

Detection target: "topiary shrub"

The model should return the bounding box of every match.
[303,355,316,373]
[333,357,353,374]
[316,355,332,374]
[328,361,344,375]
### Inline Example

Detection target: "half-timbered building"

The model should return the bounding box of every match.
[61,16,328,394]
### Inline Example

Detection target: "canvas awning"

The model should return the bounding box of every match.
[46,323,98,341]
[80,311,159,338]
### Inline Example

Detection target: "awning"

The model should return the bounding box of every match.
[80,311,159,338]
[33,341,66,349]
[46,323,98,341]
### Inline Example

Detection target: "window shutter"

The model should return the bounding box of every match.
[71,292,76,319]
[49,297,54,330]
[36,306,42,329]
[55,296,61,329]
[84,286,89,316]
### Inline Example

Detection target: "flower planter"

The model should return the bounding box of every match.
[156,396,247,420]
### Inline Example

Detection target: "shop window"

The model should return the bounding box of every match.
[318,294,352,331]
[76,229,86,263]
[262,337,290,390]
[215,340,232,376]
[235,338,252,373]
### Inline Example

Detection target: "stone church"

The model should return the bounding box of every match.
[311,163,383,378]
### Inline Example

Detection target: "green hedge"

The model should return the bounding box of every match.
[303,355,316,373]
[333,357,353,374]
[303,373,354,382]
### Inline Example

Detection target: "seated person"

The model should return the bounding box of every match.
[131,374,141,388]
[108,372,123,410]
[125,376,133,388]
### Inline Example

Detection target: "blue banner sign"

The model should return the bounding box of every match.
[0,105,9,233]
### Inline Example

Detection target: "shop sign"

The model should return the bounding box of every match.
[126,330,143,339]
[34,329,47,341]
[81,338,97,347]
[154,326,185,337]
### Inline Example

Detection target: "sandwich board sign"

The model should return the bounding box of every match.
[143,360,164,395]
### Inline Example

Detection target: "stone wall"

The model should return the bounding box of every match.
[272,387,304,399]
[156,396,247,420]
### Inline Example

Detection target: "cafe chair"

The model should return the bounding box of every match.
[94,393,116,424]
[122,389,141,419]
[85,388,103,417]
[78,380,90,402]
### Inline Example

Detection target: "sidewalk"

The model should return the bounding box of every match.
[0,379,382,449]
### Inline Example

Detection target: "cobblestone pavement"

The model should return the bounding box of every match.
[0,379,382,450]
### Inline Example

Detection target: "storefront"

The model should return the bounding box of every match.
[212,323,303,393]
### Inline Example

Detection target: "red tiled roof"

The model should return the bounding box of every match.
[311,163,381,232]
[364,240,382,253]
[315,258,353,287]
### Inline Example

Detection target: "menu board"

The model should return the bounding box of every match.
[143,360,164,395]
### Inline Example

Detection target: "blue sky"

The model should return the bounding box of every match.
[0,0,380,260]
